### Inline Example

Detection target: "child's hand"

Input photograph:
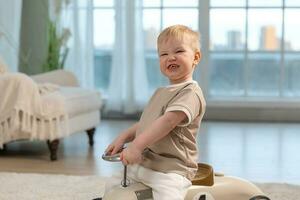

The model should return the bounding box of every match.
[105,137,125,155]
[120,144,143,165]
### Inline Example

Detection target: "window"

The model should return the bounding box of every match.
[93,0,114,91]
[93,0,300,99]
[209,0,300,98]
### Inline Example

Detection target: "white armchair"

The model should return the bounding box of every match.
[2,70,102,161]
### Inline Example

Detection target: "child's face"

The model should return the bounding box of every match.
[158,37,201,84]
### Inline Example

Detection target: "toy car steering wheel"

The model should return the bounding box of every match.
[102,152,122,162]
[102,150,130,187]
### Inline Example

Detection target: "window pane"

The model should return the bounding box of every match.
[209,53,244,96]
[143,9,161,50]
[143,0,160,7]
[248,9,282,51]
[248,0,282,7]
[93,0,113,7]
[210,9,246,50]
[285,9,300,51]
[162,9,198,30]
[94,9,115,91]
[210,0,246,7]
[285,0,300,6]
[94,50,112,90]
[145,50,168,92]
[284,53,300,96]
[93,9,115,49]
[248,53,280,96]
[163,0,198,7]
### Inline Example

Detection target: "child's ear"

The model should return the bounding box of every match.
[194,51,201,65]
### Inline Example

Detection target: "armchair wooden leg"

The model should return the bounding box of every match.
[86,128,96,146]
[47,139,59,161]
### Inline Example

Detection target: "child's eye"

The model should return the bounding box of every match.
[176,50,184,53]
[160,53,167,57]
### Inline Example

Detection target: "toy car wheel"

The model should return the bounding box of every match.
[249,195,271,200]
[192,192,215,200]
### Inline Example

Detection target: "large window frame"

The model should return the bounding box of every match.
[206,0,300,99]
[93,0,300,119]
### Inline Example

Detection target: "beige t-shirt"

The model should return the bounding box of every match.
[137,80,206,180]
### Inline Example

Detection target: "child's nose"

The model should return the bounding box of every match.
[168,54,176,61]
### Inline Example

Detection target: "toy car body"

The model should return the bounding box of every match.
[102,153,270,200]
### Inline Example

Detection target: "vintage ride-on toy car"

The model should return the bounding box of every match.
[101,151,270,200]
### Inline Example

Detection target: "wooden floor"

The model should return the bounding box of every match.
[1,119,300,184]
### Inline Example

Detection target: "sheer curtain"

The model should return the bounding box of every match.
[62,0,94,88]
[105,0,149,115]
[0,0,22,72]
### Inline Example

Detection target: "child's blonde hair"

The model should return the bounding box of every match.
[157,25,201,52]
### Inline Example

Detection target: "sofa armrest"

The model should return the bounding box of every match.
[31,69,79,87]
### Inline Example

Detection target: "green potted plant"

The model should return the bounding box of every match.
[43,0,71,72]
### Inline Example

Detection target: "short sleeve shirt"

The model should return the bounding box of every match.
[137,80,206,180]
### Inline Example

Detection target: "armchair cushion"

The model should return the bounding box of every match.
[60,87,102,117]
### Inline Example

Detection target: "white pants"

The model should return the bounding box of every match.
[105,164,191,200]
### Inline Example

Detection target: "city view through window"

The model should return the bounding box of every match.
[93,0,300,98]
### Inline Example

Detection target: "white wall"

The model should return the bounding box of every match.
[19,0,48,75]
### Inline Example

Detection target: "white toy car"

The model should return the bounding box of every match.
[101,152,270,200]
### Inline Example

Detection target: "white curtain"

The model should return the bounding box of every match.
[62,0,94,88]
[105,0,149,114]
[0,0,22,72]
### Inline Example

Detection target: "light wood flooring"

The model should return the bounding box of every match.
[0,119,300,184]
